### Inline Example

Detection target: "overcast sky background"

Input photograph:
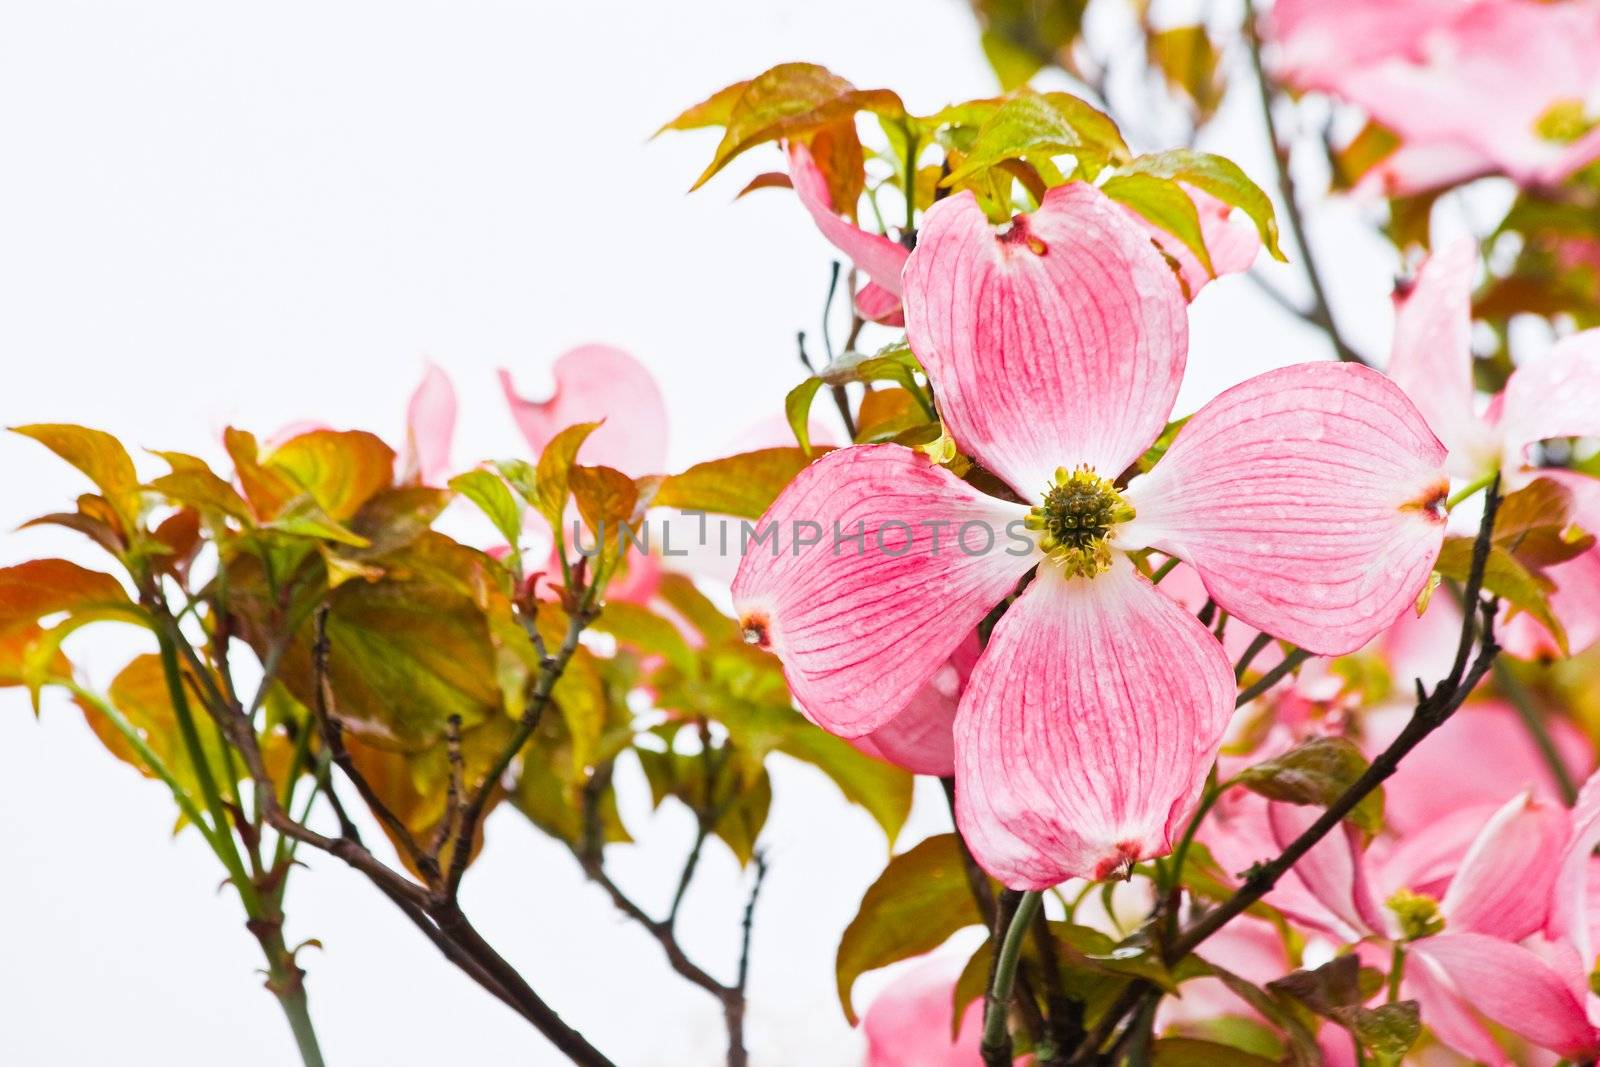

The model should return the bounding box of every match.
[0,1,1458,1063]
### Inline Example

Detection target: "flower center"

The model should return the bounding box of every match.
[1025,466,1134,578]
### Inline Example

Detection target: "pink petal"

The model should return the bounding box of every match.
[1122,361,1449,655]
[954,556,1234,887]
[1375,802,1502,902]
[1370,701,1594,836]
[903,184,1188,499]
[401,362,457,486]
[1549,767,1600,967]
[1498,329,1600,469]
[787,142,909,299]
[1439,789,1568,940]
[730,444,1036,737]
[1356,140,1495,199]
[862,955,983,1067]
[1267,801,1390,940]
[848,634,979,776]
[1201,786,1361,939]
[1120,186,1261,302]
[1266,0,1467,94]
[1406,947,1514,1067]
[1413,933,1599,1060]
[1335,1,1600,193]
[1385,238,1491,475]
[499,344,669,478]
[855,281,905,326]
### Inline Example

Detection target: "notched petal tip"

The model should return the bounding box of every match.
[1092,843,1144,882]
[1403,478,1450,523]
[740,612,770,648]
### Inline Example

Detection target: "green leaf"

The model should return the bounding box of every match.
[1150,1038,1280,1067]
[944,90,1128,188]
[689,63,904,190]
[225,543,503,750]
[267,495,371,548]
[12,423,142,525]
[1238,736,1384,835]
[1329,1001,1421,1058]
[1435,536,1568,653]
[777,725,913,844]
[655,574,740,644]
[1100,173,1214,279]
[634,746,771,865]
[653,448,812,521]
[1204,964,1324,1067]
[1147,26,1224,118]
[449,469,525,551]
[1271,956,1419,1057]
[1137,415,1191,474]
[835,833,987,1024]
[1120,149,1284,260]
[1266,954,1370,1014]
[592,601,696,676]
[785,377,826,456]
[535,422,601,530]
[148,469,253,523]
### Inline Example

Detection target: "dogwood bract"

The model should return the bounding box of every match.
[731,182,1451,888]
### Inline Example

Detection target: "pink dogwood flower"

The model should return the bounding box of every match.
[1227,765,1600,1064]
[500,344,670,479]
[1270,0,1600,195]
[1386,238,1600,656]
[732,182,1449,887]
[861,954,986,1067]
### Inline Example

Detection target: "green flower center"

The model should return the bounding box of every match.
[1025,466,1134,578]
[1387,888,1445,942]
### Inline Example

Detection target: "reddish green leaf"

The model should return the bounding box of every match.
[269,429,396,520]
[653,448,813,520]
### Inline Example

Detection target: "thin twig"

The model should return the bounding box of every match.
[1240,0,1368,367]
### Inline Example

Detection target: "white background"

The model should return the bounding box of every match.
[0,1,1416,1063]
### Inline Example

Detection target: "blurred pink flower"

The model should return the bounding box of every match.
[1270,0,1600,195]
[732,183,1448,887]
[499,344,669,479]
[861,955,984,1067]
[1386,238,1600,656]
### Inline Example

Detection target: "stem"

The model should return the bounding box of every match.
[1235,647,1312,706]
[1233,632,1274,681]
[1240,0,1367,367]
[981,890,1043,1064]
[1494,659,1579,804]
[1446,472,1496,510]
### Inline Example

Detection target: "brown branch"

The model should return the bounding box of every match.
[1240,0,1368,368]
[308,606,437,883]
[157,603,618,1067]
[445,595,598,898]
